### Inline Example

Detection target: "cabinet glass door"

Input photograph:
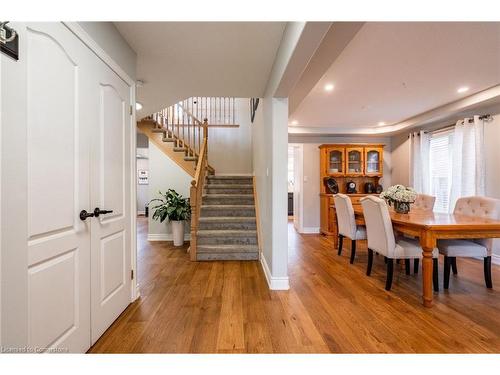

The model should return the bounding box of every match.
[328,149,343,174]
[365,147,383,175]
[347,149,363,174]
[366,150,380,173]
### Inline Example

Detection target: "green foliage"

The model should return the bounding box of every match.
[149,189,191,223]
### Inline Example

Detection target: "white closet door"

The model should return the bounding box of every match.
[1,22,133,353]
[89,58,132,344]
[1,22,93,352]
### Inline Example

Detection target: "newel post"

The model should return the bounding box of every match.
[189,179,197,261]
[203,118,208,170]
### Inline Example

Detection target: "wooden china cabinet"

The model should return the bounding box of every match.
[319,144,385,247]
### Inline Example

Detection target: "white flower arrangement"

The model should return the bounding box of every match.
[380,184,417,204]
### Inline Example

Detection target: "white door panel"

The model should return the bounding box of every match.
[27,27,78,238]
[1,22,93,353]
[90,67,131,344]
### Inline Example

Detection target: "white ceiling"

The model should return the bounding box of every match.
[115,22,286,116]
[290,22,500,134]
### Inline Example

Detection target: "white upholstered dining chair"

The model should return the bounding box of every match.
[413,194,436,211]
[360,196,439,291]
[438,196,500,289]
[333,194,367,264]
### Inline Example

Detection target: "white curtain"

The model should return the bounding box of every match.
[449,116,486,211]
[409,130,431,194]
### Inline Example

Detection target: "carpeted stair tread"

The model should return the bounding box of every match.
[197,244,259,253]
[199,216,256,222]
[197,229,257,236]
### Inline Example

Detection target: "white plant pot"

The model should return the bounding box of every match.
[171,220,185,246]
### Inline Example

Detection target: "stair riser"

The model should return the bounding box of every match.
[206,178,253,185]
[199,222,256,230]
[197,236,258,246]
[205,188,253,194]
[197,253,259,261]
[200,207,255,217]
[203,196,254,205]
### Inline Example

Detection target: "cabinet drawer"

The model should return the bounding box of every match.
[330,195,365,207]
[350,196,363,206]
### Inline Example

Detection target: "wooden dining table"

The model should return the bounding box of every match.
[351,205,500,307]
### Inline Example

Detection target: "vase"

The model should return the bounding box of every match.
[171,220,185,246]
[394,201,410,214]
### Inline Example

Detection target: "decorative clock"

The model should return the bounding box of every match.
[346,181,357,194]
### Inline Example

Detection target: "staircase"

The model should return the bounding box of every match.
[137,97,238,177]
[197,175,258,260]
[138,97,260,262]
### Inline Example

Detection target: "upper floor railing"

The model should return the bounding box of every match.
[150,97,237,159]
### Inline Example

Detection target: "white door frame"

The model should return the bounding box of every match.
[63,22,139,302]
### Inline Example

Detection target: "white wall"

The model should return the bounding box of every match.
[78,22,137,80]
[136,149,149,214]
[147,142,192,241]
[208,98,253,175]
[289,136,392,232]
[390,132,410,187]
[136,132,149,214]
[252,97,289,290]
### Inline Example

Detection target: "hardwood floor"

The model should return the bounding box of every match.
[89,217,500,353]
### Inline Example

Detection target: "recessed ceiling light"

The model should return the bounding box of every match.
[291,120,299,126]
[136,102,143,111]
[378,121,386,126]
[457,86,469,93]
[324,83,334,92]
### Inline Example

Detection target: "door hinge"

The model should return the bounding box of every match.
[130,105,133,115]
[131,269,134,280]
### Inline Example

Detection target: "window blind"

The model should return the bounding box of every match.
[429,131,453,213]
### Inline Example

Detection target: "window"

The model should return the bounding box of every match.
[429,130,454,213]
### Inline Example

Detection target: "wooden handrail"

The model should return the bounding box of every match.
[189,119,209,261]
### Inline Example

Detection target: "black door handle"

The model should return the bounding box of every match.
[80,210,95,221]
[94,207,113,217]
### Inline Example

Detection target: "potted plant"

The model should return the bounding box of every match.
[149,189,191,246]
[379,184,417,214]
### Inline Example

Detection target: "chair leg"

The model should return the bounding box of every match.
[384,256,388,264]
[405,259,411,275]
[366,249,374,276]
[350,240,356,264]
[337,235,344,256]
[385,259,394,291]
[484,256,493,289]
[451,257,458,275]
[433,258,439,292]
[414,259,419,274]
[444,256,451,289]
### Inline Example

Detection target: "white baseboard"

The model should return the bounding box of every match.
[300,227,320,234]
[260,254,290,290]
[147,233,191,241]
[492,254,500,266]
